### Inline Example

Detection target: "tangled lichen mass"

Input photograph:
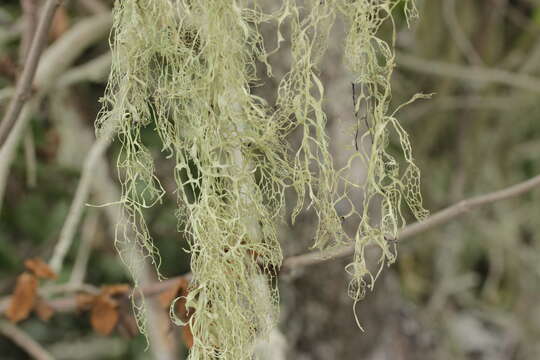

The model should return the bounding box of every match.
[96,0,427,358]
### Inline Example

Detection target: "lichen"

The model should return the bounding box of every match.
[96,0,427,358]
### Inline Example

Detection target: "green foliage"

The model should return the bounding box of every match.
[96,0,427,358]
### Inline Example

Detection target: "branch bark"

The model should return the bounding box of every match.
[0,320,55,360]
[396,51,540,93]
[0,0,63,147]
[282,173,540,271]
[48,134,113,273]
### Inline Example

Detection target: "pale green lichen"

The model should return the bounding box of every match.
[333,0,429,304]
[96,0,427,358]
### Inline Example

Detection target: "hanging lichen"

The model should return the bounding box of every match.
[334,0,429,305]
[96,0,427,358]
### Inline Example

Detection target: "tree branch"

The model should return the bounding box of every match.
[48,134,113,273]
[2,171,540,315]
[282,173,540,271]
[396,51,540,93]
[0,0,63,147]
[0,320,55,360]
[1,173,538,317]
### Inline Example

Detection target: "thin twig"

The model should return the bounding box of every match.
[0,320,55,360]
[443,0,484,66]
[49,133,113,273]
[80,0,109,14]
[23,132,37,187]
[0,0,64,147]
[19,0,39,62]
[282,173,540,271]
[20,0,40,190]
[396,51,540,93]
[69,210,99,285]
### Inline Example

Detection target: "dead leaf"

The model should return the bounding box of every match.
[182,324,194,349]
[158,278,189,308]
[76,293,96,311]
[24,258,57,279]
[35,300,54,322]
[75,285,129,335]
[5,272,38,323]
[155,278,194,348]
[102,284,130,297]
[90,295,119,336]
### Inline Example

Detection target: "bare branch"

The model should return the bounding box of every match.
[0,0,64,147]
[69,210,99,285]
[0,320,55,360]
[80,0,109,14]
[19,0,39,62]
[443,0,484,66]
[396,51,540,93]
[49,133,113,273]
[282,173,540,271]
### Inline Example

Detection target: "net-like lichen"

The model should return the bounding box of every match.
[96,0,427,358]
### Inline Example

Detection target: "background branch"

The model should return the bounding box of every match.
[282,173,540,271]
[0,0,63,147]
[396,51,540,93]
[0,320,55,360]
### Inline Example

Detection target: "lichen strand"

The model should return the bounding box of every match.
[96,0,426,358]
[276,1,344,252]
[335,0,429,302]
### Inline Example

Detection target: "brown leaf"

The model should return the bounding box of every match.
[90,295,119,336]
[158,278,189,308]
[102,284,130,297]
[182,324,194,349]
[5,272,38,323]
[76,293,96,311]
[34,300,54,322]
[24,258,57,279]
[155,278,194,348]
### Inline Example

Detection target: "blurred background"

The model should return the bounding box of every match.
[1,0,540,359]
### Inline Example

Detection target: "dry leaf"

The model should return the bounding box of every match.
[24,258,57,279]
[76,293,96,311]
[155,278,194,348]
[182,324,194,349]
[76,285,129,335]
[102,284,130,297]
[158,278,189,308]
[35,300,54,322]
[90,295,119,336]
[5,272,38,323]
